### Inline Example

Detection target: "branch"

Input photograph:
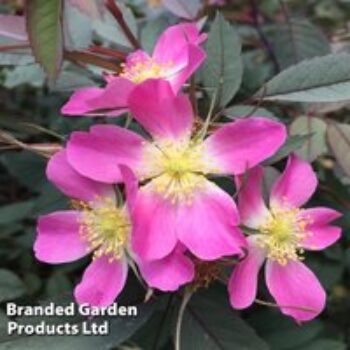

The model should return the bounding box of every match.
[64,50,121,72]
[105,0,141,49]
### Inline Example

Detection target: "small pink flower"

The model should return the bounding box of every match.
[65,79,287,262]
[61,23,206,117]
[34,150,194,306]
[229,155,342,322]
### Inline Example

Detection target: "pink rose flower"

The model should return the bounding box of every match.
[34,150,194,306]
[229,155,342,322]
[65,79,287,262]
[61,23,206,117]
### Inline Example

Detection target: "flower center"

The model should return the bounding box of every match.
[76,197,130,262]
[120,51,173,84]
[257,205,311,265]
[142,138,215,205]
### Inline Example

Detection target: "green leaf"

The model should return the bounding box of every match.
[26,0,64,81]
[256,53,350,102]
[327,122,350,176]
[0,201,34,225]
[0,52,34,66]
[201,12,243,108]
[264,134,312,165]
[249,309,323,350]
[264,19,330,69]
[290,116,328,161]
[1,152,46,191]
[0,269,26,302]
[299,339,346,350]
[223,105,276,119]
[3,64,45,88]
[180,291,268,350]
[46,274,72,298]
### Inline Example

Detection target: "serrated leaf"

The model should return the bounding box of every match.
[201,13,243,108]
[290,116,328,161]
[264,19,330,69]
[26,0,64,81]
[327,122,350,176]
[256,53,350,102]
[180,291,268,350]
[0,269,26,302]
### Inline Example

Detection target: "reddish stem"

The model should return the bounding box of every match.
[89,45,127,60]
[105,0,141,49]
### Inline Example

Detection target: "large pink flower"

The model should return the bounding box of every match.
[61,23,206,117]
[65,79,287,262]
[34,150,194,306]
[229,155,342,322]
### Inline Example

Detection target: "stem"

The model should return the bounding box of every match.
[189,76,198,118]
[64,50,121,72]
[255,298,317,314]
[89,45,127,60]
[175,289,193,350]
[105,0,141,49]
[0,43,30,52]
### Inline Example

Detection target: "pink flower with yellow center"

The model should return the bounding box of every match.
[229,155,342,322]
[64,79,287,262]
[61,23,206,117]
[34,150,194,306]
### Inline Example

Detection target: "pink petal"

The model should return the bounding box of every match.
[128,79,193,139]
[74,255,128,307]
[61,87,104,115]
[66,125,145,183]
[153,23,206,64]
[235,167,270,229]
[119,165,139,213]
[35,210,91,263]
[229,236,266,309]
[299,208,342,250]
[204,117,287,175]
[131,185,178,261]
[168,44,206,93]
[177,179,247,260]
[139,246,194,291]
[61,78,134,117]
[47,149,114,202]
[270,154,317,208]
[265,260,326,322]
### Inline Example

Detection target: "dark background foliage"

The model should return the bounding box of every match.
[0,0,350,349]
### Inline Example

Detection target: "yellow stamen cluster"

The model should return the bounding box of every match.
[75,197,130,262]
[257,204,312,265]
[142,138,216,205]
[120,59,174,84]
